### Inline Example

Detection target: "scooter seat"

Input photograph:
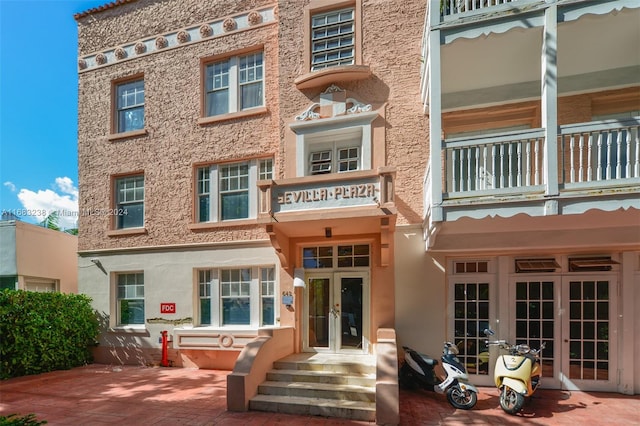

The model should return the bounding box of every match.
[418,354,438,366]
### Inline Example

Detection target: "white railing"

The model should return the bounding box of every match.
[444,129,545,194]
[441,0,523,18]
[559,118,640,184]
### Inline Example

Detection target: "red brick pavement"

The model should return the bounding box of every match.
[1,365,638,425]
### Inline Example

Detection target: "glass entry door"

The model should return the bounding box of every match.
[560,276,617,391]
[305,273,367,353]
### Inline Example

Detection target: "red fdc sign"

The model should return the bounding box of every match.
[160,303,176,314]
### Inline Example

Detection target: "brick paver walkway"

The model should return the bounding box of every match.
[1,364,638,425]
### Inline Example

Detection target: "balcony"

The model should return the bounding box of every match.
[425,117,640,222]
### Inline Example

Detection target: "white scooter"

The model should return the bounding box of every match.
[484,329,546,414]
[399,342,478,409]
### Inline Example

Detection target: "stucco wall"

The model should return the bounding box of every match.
[276,0,428,227]
[394,224,446,356]
[77,0,279,252]
[13,221,78,293]
[78,243,280,366]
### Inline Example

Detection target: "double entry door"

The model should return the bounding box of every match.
[304,272,369,353]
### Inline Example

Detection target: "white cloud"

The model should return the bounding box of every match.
[3,181,16,192]
[16,177,79,230]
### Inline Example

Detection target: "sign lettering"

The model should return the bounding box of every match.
[160,303,176,314]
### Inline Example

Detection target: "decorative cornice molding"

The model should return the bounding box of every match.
[78,6,276,73]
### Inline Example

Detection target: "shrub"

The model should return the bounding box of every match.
[0,413,47,425]
[0,290,99,379]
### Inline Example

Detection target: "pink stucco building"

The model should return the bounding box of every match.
[76,0,639,422]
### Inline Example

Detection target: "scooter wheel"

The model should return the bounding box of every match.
[499,386,525,414]
[446,386,477,410]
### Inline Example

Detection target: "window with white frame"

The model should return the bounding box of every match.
[199,270,212,325]
[196,266,277,327]
[117,273,144,326]
[115,175,144,229]
[204,51,264,117]
[115,78,144,133]
[261,267,275,326]
[196,158,273,222]
[311,8,355,71]
[306,129,362,176]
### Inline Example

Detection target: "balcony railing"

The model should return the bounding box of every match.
[440,0,525,19]
[442,118,640,198]
[560,119,640,186]
[445,129,546,195]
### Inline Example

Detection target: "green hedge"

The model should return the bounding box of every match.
[0,290,99,380]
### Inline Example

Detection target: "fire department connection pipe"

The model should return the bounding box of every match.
[161,330,169,367]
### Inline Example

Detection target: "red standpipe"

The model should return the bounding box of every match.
[161,330,169,367]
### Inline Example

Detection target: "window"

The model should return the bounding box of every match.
[117,273,144,325]
[258,158,273,180]
[220,163,249,221]
[221,268,251,325]
[196,266,277,327]
[204,51,264,117]
[115,175,144,229]
[304,128,362,176]
[311,8,355,71]
[115,79,144,133]
[197,158,273,222]
[261,267,276,326]
[199,270,212,325]
[302,244,370,268]
[309,145,360,175]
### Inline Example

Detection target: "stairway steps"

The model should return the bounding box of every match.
[266,368,375,386]
[249,394,376,422]
[258,380,376,402]
[249,353,377,421]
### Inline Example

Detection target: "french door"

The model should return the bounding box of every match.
[304,272,369,353]
[560,276,617,391]
[510,275,617,391]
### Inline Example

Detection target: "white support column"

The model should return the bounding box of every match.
[428,1,443,222]
[542,3,559,202]
[619,251,637,394]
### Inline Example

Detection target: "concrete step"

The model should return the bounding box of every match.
[258,380,376,402]
[249,394,376,422]
[266,368,375,386]
[273,353,376,375]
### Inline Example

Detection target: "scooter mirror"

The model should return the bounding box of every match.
[484,328,495,337]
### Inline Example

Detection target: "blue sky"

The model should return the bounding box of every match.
[0,0,107,229]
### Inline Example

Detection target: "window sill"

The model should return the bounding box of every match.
[188,219,258,231]
[198,107,268,126]
[108,326,148,335]
[107,227,148,237]
[294,65,371,90]
[108,129,148,141]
